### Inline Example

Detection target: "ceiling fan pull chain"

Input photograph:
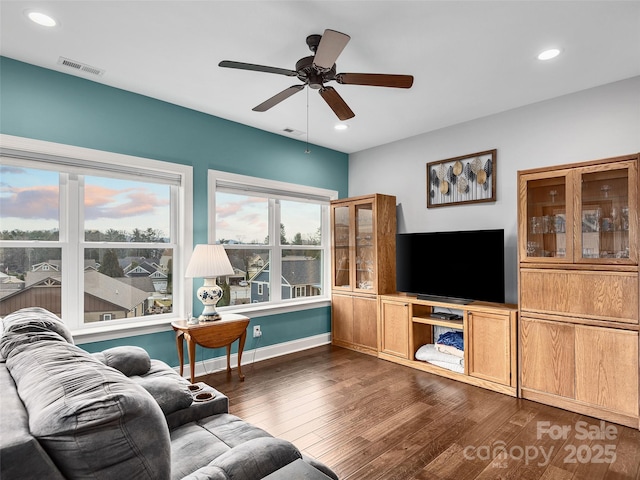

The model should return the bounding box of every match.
[305,88,311,154]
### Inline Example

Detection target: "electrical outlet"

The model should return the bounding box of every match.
[253,325,262,338]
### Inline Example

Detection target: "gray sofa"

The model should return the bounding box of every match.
[0,307,337,480]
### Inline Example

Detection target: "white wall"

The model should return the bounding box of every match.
[349,76,640,303]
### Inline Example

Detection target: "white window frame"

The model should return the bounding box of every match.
[208,170,336,316]
[0,134,193,342]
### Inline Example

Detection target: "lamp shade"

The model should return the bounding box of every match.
[185,244,234,278]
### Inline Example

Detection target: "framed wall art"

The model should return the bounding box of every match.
[427,149,496,208]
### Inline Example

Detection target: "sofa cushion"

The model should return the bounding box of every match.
[3,338,171,480]
[0,308,73,359]
[136,375,194,415]
[92,345,151,376]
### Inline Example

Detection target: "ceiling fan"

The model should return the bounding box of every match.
[218,29,414,121]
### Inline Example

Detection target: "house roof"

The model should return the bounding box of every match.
[83,270,150,310]
[252,257,321,286]
[281,258,321,286]
[19,270,150,310]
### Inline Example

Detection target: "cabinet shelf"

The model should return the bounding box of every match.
[412,315,463,329]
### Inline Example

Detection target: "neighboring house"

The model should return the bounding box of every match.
[249,257,321,303]
[282,257,322,299]
[35,259,99,271]
[83,270,150,321]
[0,268,151,320]
[221,267,247,287]
[121,258,169,293]
[31,261,59,272]
[0,272,25,301]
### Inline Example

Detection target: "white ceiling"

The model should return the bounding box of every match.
[1,1,639,154]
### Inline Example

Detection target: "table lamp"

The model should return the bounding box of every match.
[185,244,234,322]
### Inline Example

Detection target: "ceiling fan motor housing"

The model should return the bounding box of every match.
[296,56,337,89]
[306,34,322,52]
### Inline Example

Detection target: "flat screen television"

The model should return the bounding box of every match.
[396,229,505,304]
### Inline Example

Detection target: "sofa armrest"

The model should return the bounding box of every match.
[166,382,229,430]
[0,363,66,480]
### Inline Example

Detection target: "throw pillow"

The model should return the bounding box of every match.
[92,346,151,376]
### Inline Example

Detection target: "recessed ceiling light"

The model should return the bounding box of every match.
[537,48,561,61]
[26,11,57,27]
[334,124,349,131]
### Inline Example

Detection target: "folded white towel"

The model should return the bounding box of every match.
[435,344,464,358]
[415,344,464,366]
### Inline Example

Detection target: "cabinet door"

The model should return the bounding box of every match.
[519,169,574,262]
[331,294,353,344]
[576,160,637,264]
[331,205,352,290]
[352,296,377,350]
[379,300,409,358]
[467,311,512,386]
[575,325,639,417]
[520,269,638,324]
[520,318,575,398]
[354,200,376,293]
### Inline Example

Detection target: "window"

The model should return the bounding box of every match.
[0,135,192,333]
[209,170,336,311]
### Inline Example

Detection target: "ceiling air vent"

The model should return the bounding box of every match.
[282,128,304,136]
[58,57,105,76]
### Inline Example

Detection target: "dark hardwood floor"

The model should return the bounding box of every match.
[199,345,640,480]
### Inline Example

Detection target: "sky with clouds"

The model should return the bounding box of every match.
[0,165,170,235]
[216,192,321,244]
[1,166,322,243]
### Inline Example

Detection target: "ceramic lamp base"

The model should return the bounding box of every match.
[196,278,223,322]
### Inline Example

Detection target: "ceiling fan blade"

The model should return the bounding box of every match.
[313,29,350,70]
[252,85,305,112]
[219,60,297,77]
[337,73,414,88]
[319,86,355,120]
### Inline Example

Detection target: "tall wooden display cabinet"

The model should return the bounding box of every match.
[330,194,397,355]
[518,153,639,429]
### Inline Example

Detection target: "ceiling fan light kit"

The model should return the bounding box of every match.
[219,29,414,120]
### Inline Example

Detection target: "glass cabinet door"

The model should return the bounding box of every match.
[354,202,374,291]
[522,172,572,261]
[332,205,351,288]
[578,164,634,262]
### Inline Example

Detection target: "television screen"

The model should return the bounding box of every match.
[396,229,505,304]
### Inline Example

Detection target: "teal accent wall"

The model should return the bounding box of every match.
[79,307,332,367]
[0,57,347,366]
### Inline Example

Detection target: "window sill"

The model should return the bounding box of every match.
[219,297,331,318]
[72,297,331,344]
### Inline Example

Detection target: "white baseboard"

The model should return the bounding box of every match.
[174,333,331,379]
